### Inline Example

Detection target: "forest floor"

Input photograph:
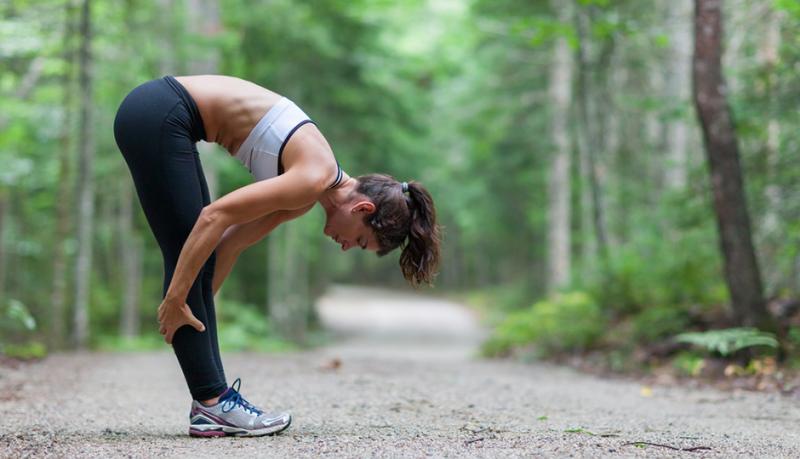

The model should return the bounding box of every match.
[1,285,798,458]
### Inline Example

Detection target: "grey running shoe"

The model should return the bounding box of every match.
[189,378,292,437]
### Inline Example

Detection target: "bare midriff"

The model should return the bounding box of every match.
[174,75,282,155]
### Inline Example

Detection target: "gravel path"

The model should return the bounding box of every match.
[1,285,799,458]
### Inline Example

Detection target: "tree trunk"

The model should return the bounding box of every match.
[268,224,309,344]
[266,238,277,318]
[51,0,78,347]
[157,0,177,75]
[118,180,141,338]
[186,0,220,201]
[601,44,622,250]
[692,0,770,328]
[546,1,573,291]
[114,0,144,339]
[758,7,782,294]
[73,0,94,348]
[575,7,609,266]
[665,0,693,190]
[0,194,6,307]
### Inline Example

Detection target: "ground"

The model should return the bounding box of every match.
[1,285,798,458]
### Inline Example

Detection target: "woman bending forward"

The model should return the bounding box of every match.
[113,75,440,437]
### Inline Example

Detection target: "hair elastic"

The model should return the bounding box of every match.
[401,181,409,193]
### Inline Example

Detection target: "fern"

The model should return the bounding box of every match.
[675,328,778,356]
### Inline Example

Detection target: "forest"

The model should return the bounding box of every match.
[1,0,799,376]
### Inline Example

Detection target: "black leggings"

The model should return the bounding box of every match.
[114,76,227,401]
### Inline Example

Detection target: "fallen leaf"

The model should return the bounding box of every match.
[320,357,342,371]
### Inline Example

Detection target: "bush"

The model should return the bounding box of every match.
[96,300,297,353]
[217,299,296,352]
[462,280,536,317]
[0,299,46,359]
[3,342,47,359]
[673,351,705,376]
[632,306,690,343]
[482,291,605,357]
[586,223,727,316]
[95,334,165,352]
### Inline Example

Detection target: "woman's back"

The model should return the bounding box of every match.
[175,75,282,154]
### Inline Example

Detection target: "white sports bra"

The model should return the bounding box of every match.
[234,97,342,188]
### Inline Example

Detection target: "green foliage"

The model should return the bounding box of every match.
[482,292,605,357]
[0,298,45,359]
[95,334,165,352]
[2,342,47,359]
[217,299,296,353]
[95,301,298,353]
[463,280,536,316]
[564,427,597,436]
[2,298,36,332]
[1,0,799,361]
[774,0,800,17]
[587,216,727,316]
[632,306,690,344]
[788,327,800,347]
[675,328,779,357]
[672,351,705,377]
[786,327,800,367]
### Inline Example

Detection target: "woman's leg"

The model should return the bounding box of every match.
[195,152,226,385]
[155,146,227,402]
[114,79,227,401]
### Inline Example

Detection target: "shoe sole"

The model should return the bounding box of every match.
[189,417,292,438]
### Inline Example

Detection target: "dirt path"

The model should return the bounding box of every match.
[1,286,798,458]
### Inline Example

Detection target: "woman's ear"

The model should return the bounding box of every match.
[351,201,376,214]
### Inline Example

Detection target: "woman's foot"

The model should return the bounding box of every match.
[189,378,292,437]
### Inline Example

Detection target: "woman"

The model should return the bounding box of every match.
[113,75,441,437]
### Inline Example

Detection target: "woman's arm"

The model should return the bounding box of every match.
[164,168,324,304]
[212,213,285,296]
[211,204,313,296]
[158,167,325,343]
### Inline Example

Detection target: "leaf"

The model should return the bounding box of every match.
[6,299,36,331]
[565,427,596,436]
[675,328,778,357]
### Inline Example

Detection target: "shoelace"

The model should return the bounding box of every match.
[220,378,263,416]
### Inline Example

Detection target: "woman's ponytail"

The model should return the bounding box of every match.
[399,181,441,286]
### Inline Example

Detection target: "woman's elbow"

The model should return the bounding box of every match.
[199,205,231,232]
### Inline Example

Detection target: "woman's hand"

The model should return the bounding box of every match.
[157,297,206,344]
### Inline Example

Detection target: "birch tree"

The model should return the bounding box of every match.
[73,0,94,348]
[546,1,573,290]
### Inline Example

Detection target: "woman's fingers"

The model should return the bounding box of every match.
[189,316,206,333]
[181,304,206,333]
[158,304,206,345]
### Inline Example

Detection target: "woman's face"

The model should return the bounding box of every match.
[323,200,380,252]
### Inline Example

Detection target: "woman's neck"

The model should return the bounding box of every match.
[318,173,356,213]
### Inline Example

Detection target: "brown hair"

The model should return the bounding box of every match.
[354,173,441,286]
